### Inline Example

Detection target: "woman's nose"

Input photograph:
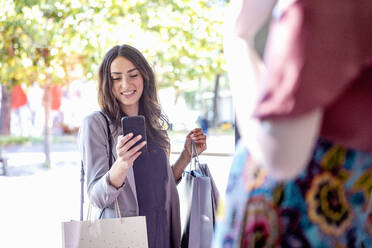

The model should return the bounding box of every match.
[119,77,129,87]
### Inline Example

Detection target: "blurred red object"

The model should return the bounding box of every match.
[11,85,27,109]
[50,85,62,110]
[43,85,62,110]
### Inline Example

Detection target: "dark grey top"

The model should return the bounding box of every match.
[133,137,171,248]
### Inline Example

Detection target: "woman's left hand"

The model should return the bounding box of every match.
[183,128,207,160]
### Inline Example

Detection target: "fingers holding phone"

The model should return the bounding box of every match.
[115,115,147,168]
[116,133,147,169]
[121,116,147,153]
[109,133,146,188]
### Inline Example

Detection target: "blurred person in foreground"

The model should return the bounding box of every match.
[79,44,206,248]
[213,0,372,247]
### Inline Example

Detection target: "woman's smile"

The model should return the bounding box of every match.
[121,90,137,97]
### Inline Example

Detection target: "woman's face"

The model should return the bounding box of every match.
[110,56,144,116]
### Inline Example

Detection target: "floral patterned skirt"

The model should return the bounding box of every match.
[213,138,372,248]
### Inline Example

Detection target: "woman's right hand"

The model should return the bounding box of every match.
[108,133,146,188]
[115,133,146,170]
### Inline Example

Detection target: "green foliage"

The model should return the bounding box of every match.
[0,134,76,146]
[134,0,226,89]
[0,135,42,146]
[1,0,96,89]
[1,0,227,92]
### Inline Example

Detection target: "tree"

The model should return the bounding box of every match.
[1,0,227,166]
[20,0,104,167]
[82,0,226,98]
[0,0,39,134]
[112,0,227,123]
[1,0,100,166]
[66,0,227,125]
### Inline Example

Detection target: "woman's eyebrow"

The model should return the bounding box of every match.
[111,68,137,75]
[127,68,137,73]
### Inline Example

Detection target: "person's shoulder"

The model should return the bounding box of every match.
[78,111,105,141]
[82,111,106,128]
[84,111,104,121]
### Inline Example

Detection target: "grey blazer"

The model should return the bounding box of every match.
[78,111,181,247]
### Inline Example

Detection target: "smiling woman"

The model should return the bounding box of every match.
[78,44,207,248]
[110,56,144,117]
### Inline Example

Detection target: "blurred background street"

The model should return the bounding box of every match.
[0,133,234,248]
[0,1,239,247]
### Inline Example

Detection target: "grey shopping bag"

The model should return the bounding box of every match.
[62,200,148,248]
[178,140,219,248]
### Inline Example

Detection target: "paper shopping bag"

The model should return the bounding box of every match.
[178,141,219,248]
[61,216,148,248]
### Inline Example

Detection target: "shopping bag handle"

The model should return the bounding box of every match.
[188,140,200,171]
[87,199,122,221]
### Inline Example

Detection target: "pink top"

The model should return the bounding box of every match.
[253,0,372,152]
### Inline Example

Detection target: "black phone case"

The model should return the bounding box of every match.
[121,115,147,153]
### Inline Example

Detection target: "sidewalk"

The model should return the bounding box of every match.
[0,134,234,248]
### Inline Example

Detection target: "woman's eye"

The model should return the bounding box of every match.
[112,77,121,81]
[129,74,138,78]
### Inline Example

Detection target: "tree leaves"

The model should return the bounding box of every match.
[1,0,226,91]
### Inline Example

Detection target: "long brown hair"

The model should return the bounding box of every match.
[98,44,170,152]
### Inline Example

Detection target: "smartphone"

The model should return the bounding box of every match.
[121,115,147,153]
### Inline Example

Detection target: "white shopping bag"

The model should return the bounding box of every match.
[62,200,148,248]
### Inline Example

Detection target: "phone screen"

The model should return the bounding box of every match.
[121,115,147,153]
